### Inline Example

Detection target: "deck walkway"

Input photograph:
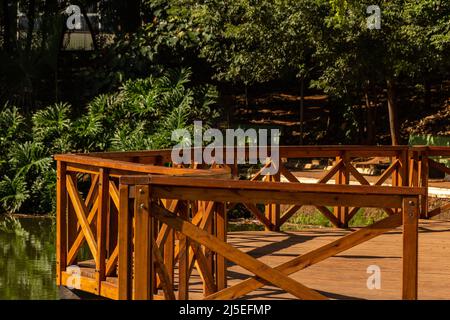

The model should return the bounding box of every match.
[72,219,450,300]
[220,219,450,300]
[180,219,450,300]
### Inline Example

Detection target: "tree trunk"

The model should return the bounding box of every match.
[386,79,399,145]
[25,0,36,54]
[424,80,431,110]
[364,82,375,145]
[299,76,305,145]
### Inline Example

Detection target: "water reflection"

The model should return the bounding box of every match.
[0,216,57,300]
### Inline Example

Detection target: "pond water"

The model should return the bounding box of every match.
[0,216,58,300]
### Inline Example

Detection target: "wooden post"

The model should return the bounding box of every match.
[335,152,349,227]
[96,168,109,294]
[118,184,132,300]
[420,151,429,218]
[271,172,281,231]
[216,202,227,290]
[67,172,78,265]
[178,200,190,299]
[56,161,67,286]
[402,197,419,300]
[134,185,153,300]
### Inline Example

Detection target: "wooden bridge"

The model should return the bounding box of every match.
[53,146,450,300]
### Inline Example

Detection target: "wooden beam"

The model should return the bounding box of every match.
[56,161,67,286]
[66,174,98,263]
[96,168,109,293]
[402,197,418,300]
[134,185,153,300]
[151,203,327,300]
[118,184,132,300]
[205,213,403,300]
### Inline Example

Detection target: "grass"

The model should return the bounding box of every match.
[227,206,388,232]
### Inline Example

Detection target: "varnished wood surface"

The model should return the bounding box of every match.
[66,219,450,300]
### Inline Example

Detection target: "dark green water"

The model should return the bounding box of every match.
[0,216,58,300]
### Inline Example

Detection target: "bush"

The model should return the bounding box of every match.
[0,68,220,214]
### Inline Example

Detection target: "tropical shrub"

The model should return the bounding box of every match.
[0,68,220,214]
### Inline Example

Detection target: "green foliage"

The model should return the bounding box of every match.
[0,68,219,214]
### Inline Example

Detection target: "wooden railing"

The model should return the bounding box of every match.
[54,145,449,300]
[117,175,424,300]
[227,146,409,230]
[409,146,450,218]
[54,151,230,297]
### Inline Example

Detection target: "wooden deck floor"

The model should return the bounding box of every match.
[70,219,450,300]
[218,219,450,300]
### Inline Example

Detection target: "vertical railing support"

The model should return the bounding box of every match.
[178,200,190,299]
[216,202,227,290]
[420,151,429,218]
[96,168,109,294]
[402,197,419,300]
[56,161,67,286]
[118,183,132,300]
[134,185,153,299]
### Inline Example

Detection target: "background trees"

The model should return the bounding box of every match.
[0,0,449,214]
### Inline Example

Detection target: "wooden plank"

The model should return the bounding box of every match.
[121,175,425,196]
[427,202,450,218]
[315,206,340,227]
[374,159,399,186]
[243,203,273,230]
[66,174,98,262]
[347,163,370,185]
[279,163,300,183]
[178,201,190,300]
[420,153,429,218]
[56,161,67,285]
[134,185,153,300]
[106,245,118,277]
[109,180,120,209]
[206,213,403,300]
[152,237,176,300]
[317,159,343,184]
[279,205,302,226]
[67,173,79,264]
[216,202,227,291]
[67,197,99,265]
[429,158,450,176]
[118,184,132,300]
[402,197,418,300]
[190,242,217,295]
[152,186,406,209]
[96,168,109,293]
[151,203,327,300]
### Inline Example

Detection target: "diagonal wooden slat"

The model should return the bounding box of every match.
[205,213,402,300]
[67,196,99,265]
[317,159,343,184]
[345,162,394,222]
[279,205,302,226]
[105,245,118,277]
[429,158,450,176]
[151,202,327,300]
[243,203,273,229]
[152,237,176,300]
[374,159,399,186]
[315,206,340,227]
[109,180,120,209]
[66,175,98,263]
[190,242,217,295]
[279,163,301,183]
[251,162,272,181]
